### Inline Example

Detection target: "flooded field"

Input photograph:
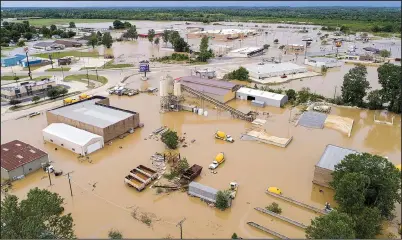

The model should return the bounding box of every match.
[2,89,400,238]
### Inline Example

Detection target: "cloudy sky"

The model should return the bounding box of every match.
[1,1,401,8]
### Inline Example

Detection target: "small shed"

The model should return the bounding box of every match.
[42,123,104,156]
[188,181,232,206]
[236,87,288,107]
[313,144,358,188]
[1,140,49,180]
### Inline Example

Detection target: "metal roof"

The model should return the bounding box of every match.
[48,99,135,128]
[237,87,286,101]
[189,181,218,195]
[244,62,307,75]
[1,140,48,171]
[181,82,230,96]
[298,111,328,129]
[33,41,57,47]
[316,144,358,171]
[308,57,338,63]
[179,76,237,90]
[43,123,103,146]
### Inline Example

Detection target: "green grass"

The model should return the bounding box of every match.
[64,74,108,84]
[45,67,71,72]
[14,18,115,27]
[32,50,100,59]
[1,75,27,80]
[1,46,19,51]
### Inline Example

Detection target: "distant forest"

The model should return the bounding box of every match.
[1,7,401,33]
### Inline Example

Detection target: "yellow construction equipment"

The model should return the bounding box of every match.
[79,93,88,100]
[215,152,225,163]
[268,187,282,195]
[216,131,226,138]
[63,98,72,105]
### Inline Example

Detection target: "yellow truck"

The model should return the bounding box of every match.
[215,131,234,143]
[209,152,225,170]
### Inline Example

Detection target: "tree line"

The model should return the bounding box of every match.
[1,7,400,33]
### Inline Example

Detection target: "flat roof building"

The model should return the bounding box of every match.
[1,79,56,100]
[313,144,358,188]
[33,42,65,50]
[46,96,140,142]
[1,140,49,180]
[177,76,240,103]
[54,40,83,48]
[236,87,288,107]
[227,47,264,58]
[43,123,104,156]
[244,62,308,80]
[304,57,343,68]
[188,181,232,207]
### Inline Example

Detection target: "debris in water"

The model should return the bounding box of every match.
[191,139,196,143]
[119,146,123,149]
[183,144,187,148]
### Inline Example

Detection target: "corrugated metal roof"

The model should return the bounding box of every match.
[237,87,286,101]
[298,111,328,129]
[244,62,307,75]
[1,140,48,171]
[179,76,237,90]
[43,123,104,146]
[316,144,358,171]
[189,181,218,195]
[48,99,135,128]
[181,82,230,96]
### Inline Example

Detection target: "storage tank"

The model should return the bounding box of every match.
[166,74,174,95]
[173,81,182,96]
[216,131,226,138]
[198,108,204,115]
[159,76,168,97]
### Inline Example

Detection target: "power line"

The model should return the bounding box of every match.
[63,171,74,197]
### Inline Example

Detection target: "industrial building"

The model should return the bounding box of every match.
[1,79,56,100]
[177,76,240,103]
[1,140,49,180]
[54,40,83,48]
[244,62,308,79]
[193,68,216,79]
[188,181,232,206]
[46,96,140,142]
[304,57,343,68]
[227,47,265,58]
[33,41,65,50]
[236,87,288,107]
[187,29,256,41]
[43,123,104,156]
[285,44,305,52]
[313,144,358,188]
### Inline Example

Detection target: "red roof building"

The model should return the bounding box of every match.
[1,140,49,180]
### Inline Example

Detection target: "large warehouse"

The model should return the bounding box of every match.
[244,62,308,79]
[236,87,288,107]
[46,96,140,142]
[313,144,358,188]
[43,123,104,156]
[304,57,343,68]
[1,140,49,180]
[178,76,240,103]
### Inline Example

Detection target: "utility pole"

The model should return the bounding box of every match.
[63,171,74,197]
[176,218,186,239]
[86,68,90,87]
[24,47,32,80]
[95,67,99,82]
[61,66,65,81]
[333,86,337,99]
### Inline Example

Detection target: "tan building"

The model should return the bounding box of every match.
[1,79,56,100]
[46,96,140,142]
[312,144,358,188]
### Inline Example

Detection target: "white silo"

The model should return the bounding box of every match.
[159,76,168,97]
[173,81,182,96]
[166,74,174,95]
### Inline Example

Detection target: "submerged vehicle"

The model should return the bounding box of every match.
[215,131,234,143]
[268,187,282,195]
[209,152,225,170]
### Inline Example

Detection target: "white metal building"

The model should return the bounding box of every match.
[236,87,288,107]
[42,123,104,156]
[244,62,308,79]
[227,47,264,58]
[304,57,343,68]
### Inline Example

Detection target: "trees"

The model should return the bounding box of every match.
[87,33,99,49]
[231,233,238,239]
[148,29,155,44]
[266,202,282,214]
[162,30,170,46]
[102,32,113,48]
[285,89,296,102]
[367,90,383,110]
[176,157,189,175]
[125,26,138,40]
[17,40,25,47]
[215,190,231,210]
[379,49,391,61]
[47,86,68,99]
[123,21,132,28]
[32,96,41,103]
[161,129,179,149]
[305,211,356,239]
[113,20,125,29]
[69,22,76,28]
[1,188,75,239]
[108,229,123,239]
[341,64,370,107]
[9,99,22,106]
[23,32,33,40]
[197,36,213,62]
[274,39,279,44]
[331,153,401,219]
[50,24,57,32]
[154,37,160,45]
[263,44,270,49]
[225,67,249,81]
[377,63,401,113]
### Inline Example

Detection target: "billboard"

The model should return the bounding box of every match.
[139,61,150,72]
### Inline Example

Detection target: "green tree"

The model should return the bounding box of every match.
[125,26,138,40]
[69,22,76,28]
[1,188,75,239]
[215,190,231,211]
[297,87,311,103]
[341,64,370,107]
[102,32,113,48]
[171,37,189,52]
[148,29,155,44]
[32,96,41,103]
[9,99,21,106]
[331,153,401,219]
[40,26,51,37]
[161,129,179,149]
[285,89,296,102]
[175,157,190,175]
[197,36,213,62]
[231,233,238,239]
[377,63,401,113]
[154,37,160,45]
[367,90,383,110]
[353,206,382,239]
[379,49,391,61]
[274,39,279,44]
[23,32,33,40]
[113,20,125,29]
[108,229,122,239]
[17,40,25,47]
[123,21,132,28]
[266,202,282,214]
[162,30,170,46]
[67,31,76,38]
[263,44,270,49]
[305,211,356,239]
[226,67,249,81]
[50,24,57,33]
[87,33,98,49]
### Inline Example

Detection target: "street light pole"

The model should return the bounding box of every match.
[24,47,32,80]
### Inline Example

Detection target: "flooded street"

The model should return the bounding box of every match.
[2,89,400,238]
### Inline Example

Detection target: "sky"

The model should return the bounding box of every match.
[1,1,401,8]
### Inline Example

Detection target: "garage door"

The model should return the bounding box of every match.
[86,141,102,154]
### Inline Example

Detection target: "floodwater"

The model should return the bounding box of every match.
[2,86,401,238]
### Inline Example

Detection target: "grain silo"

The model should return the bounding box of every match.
[173,81,182,96]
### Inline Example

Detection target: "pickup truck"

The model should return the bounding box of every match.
[182,164,203,181]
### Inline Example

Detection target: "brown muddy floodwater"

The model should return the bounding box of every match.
[1,88,400,238]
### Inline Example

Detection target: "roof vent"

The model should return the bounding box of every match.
[16,155,23,159]
[3,148,9,151]
[29,149,36,153]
